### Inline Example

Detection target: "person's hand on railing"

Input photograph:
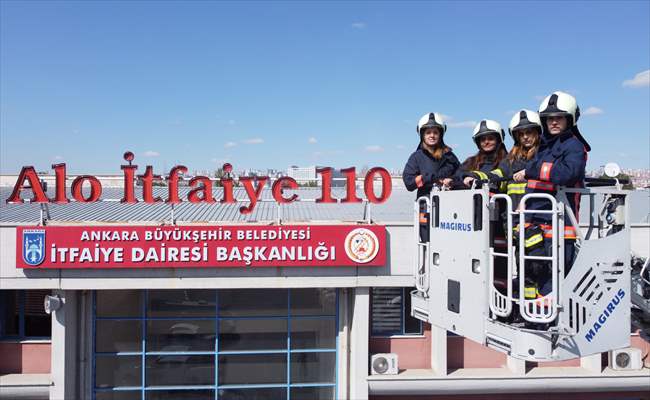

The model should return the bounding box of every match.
[513,170,526,182]
[473,176,509,188]
[446,175,510,190]
[439,178,453,189]
[463,176,475,187]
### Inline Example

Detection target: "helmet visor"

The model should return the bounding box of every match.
[420,123,444,134]
[474,130,500,141]
[540,111,570,118]
[511,123,541,133]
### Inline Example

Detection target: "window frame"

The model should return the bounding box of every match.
[0,290,52,342]
[370,287,424,338]
[92,289,338,400]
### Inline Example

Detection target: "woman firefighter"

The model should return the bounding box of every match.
[458,119,509,189]
[503,110,542,203]
[461,112,544,303]
[503,110,545,305]
[403,112,460,242]
[455,119,510,281]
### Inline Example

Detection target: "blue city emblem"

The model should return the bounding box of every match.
[23,229,46,266]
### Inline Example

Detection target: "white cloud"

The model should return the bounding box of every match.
[438,114,476,129]
[365,145,383,152]
[228,119,236,125]
[447,120,476,129]
[583,106,603,115]
[622,70,650,88]
[224,141,237,148]
[243,138,264,144]
[351,22,366,29]
[534,95,546,101]
[396,144,405,150]
[308,137,317,144]
[143,150,160,157]
[53,155,63,160]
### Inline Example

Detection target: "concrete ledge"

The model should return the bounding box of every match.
[0,374,51,400]
[367,367,650,395]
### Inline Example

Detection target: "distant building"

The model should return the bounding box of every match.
[286,166,347,187]
[287,165,317,183]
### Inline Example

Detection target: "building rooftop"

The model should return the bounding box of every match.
[1,187,648,225]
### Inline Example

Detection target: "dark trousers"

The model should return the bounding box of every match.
[527,236,576,296]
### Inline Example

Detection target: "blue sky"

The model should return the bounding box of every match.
[1,1,649,175]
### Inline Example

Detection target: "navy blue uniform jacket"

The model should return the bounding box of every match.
[524,127,588,225]
[481,156,529,205]
[457,153,500,180]
[454,152,504,192]
[403,145,460,198]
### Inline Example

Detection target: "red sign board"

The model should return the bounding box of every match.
[16,225,386,269]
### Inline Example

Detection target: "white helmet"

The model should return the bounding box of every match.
[472,119,504,146]
[417,112,447,136]
[508,109,542,140]
[538,91,580,126]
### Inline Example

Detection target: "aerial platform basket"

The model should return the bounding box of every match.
[411,183,631,362]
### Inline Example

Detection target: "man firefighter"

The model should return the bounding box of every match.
[515,91,591,299]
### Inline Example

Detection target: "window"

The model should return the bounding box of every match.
[93,289,337,400]
[0,290,51,340]
[370,287,422,336]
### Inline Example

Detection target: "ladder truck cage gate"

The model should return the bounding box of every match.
[411,184,632,362]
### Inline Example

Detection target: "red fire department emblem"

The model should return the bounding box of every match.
[344,228,379,264]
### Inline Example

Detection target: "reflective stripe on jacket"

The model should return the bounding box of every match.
[485,157,527,204]
[507,182,526,195]
[456,152,502,191]
[524,127,587,224]
[538,224,578,240]
[403,145,460,198]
